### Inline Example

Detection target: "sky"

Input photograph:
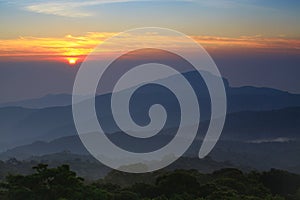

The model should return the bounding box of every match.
[1,0,300,38]
[0,0,300,103]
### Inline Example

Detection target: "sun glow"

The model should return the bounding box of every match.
[0,32,299,62]
[67,57,78,65]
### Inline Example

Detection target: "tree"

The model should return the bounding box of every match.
[260,168,300,198]
[156,170,200,197]
[0,164,110,200]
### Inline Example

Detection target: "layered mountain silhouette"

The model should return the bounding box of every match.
[1,70,300,112]
[1,121,299,173]
[1,71,300,150]
[0,94,72,109]
[0,70,299,173]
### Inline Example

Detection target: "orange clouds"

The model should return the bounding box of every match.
[0,32,114,62]
[193,35,300,54]
[0,32,299,62]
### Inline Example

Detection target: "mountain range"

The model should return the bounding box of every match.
[0,70,299,174]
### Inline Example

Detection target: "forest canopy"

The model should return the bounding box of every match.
[0,164,299,200]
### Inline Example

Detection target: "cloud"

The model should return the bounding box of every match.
[25,2,93,17]
[9,0,281,17]
[24,0,125,17]
[0,32,115,61]
[0,32,299,61]
[248,137,294,144]
[193,35,300,54]
[21,0,163,17]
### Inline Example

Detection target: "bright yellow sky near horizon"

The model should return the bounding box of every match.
[0,32,299,63]
[0,0,300,63]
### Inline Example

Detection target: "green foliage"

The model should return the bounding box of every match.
[0,164,109,200]
[260,168,300,199]
[129,183,160,198]
[114,190,139,200]
[103,169,162,187]
[1,164,299,200]
[156,170,200,197]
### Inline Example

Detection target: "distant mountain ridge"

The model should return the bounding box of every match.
[0,152,238,180]
[0,106,299,174]
[1,130,299,174]
[0,94,72,109]
[1,70,300,111]
[0,72,300,170]
[0,70,300,154]
[0,104,299,151]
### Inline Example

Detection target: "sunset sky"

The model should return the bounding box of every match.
[0,0,300,102]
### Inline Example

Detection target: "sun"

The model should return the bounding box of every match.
[67,57,78,65]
